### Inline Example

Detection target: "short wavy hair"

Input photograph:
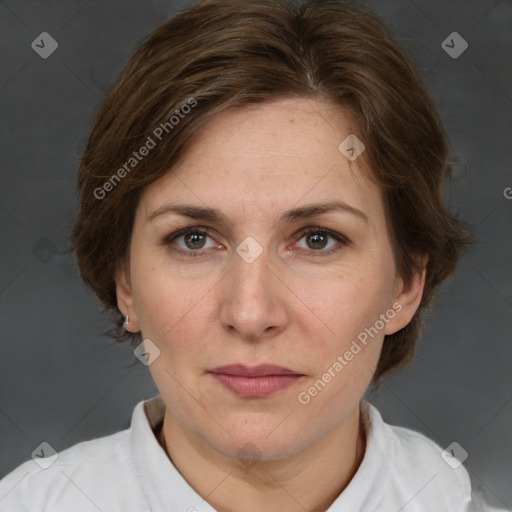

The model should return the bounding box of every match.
[70,0,473,385]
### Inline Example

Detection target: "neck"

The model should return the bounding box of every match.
[156,404,366,512]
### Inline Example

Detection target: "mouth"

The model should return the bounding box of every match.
[208,364,305,398]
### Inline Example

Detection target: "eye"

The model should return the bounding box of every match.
[163,228,219,256]
[294,227,349,255]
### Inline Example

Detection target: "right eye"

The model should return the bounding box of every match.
[163,227,221,257]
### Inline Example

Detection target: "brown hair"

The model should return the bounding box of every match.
[70,0,473,385]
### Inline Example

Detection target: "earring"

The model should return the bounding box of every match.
[123,315,130,329]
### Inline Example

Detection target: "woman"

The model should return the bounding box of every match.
[0,0,495,510]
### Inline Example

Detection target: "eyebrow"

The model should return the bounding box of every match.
[148,200,369,225]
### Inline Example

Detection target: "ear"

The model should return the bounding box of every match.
[385,255,428,336]
[116,263,140,332]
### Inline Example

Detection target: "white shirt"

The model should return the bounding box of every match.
[0,395,498,511]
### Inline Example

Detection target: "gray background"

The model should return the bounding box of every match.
[0,0,511,509]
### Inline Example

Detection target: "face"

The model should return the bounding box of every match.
[117,97,425,461]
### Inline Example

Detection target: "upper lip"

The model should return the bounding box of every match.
[208,364,303,377]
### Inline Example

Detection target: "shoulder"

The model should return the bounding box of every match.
[364,401,472,511]
[0,428,144,511]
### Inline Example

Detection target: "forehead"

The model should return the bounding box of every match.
[138,97,384,230]
[180,97,359,171]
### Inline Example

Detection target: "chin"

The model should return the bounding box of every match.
[206,415,309,462]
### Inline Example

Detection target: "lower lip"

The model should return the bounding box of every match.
[210,373,303,398]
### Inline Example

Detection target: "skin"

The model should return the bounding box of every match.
[117,97,426,512]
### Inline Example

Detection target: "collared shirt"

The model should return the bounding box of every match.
[0,395,492,511]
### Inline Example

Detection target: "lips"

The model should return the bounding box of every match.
[209,364,301,377]
[208,364,304,398]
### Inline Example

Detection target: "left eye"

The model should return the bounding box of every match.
[295,228,347,253]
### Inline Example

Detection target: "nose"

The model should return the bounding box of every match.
[219,245,289,342]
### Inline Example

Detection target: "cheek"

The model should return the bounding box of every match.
[292,268,392,403]
[301,266,393,344]
[295,274,387,413]
[130,256,216,348]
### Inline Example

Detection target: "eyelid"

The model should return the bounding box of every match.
[295,226,350,244]
[161,226,217,250]
[162,226,213,244]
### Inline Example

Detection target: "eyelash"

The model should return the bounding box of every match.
[162,226,350,258]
